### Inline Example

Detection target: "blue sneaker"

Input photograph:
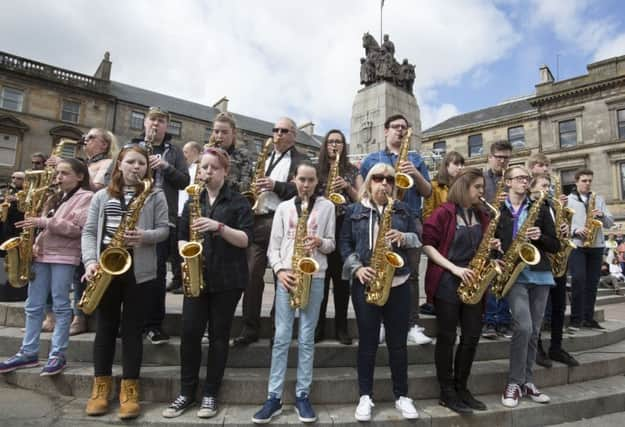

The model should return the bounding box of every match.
[251,397,282,424]
[0,352,39,374]
[40,353,66,376]
[295,393,317,423]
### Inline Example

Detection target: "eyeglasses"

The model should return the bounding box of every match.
[272,127,291,135]
[11,176,23,180]
[371,174,395,184]
[389,124,408,130]
[31,160,44,165]
[492,155,510,161]
[509,175,530,182]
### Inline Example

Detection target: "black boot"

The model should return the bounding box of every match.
[439,387,473,414]
[535,341,552,368]
[456,388,486,411]
[454,334,483,410]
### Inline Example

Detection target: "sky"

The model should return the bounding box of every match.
[2,0,625,137]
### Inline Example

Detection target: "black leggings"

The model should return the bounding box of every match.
[180,288,242,397]
[93,271,145,379]
[434,295,483,391]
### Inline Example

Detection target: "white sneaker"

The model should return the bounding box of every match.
[501,383,522,408]
[379,324,385,344]
[395,396,419,419]
[523,382,550,403]
[407,325,432,345]
[355,395,374,421]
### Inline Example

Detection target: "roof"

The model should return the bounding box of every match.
[108,81,321,148]
[423,97,536,135]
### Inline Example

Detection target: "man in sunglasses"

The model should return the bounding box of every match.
[30,153,47,171]
[359,114,432,346]
[482,140,514,341]
[129,106,190,345]
[232,117,309,347]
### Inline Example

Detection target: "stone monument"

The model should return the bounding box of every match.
[350,33,421,156]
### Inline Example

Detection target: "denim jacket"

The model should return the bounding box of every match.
[339,198,420,280]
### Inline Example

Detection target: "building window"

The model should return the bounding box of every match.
[61,100,80,123]
[205,127,212,143]
[468,134,483,157]
[168,120,182,136]
[0,133,18,166]
[560,168,577,196]
[0,87,24,112]
[130,111,145,130]
[559,119,577,148]
[618,109,625,140]
[620,163,625,200]
[508,126,525,149]
[433,141,446,156]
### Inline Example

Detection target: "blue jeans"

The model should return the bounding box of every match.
[21,262,75,358]
[484,292,511,326]
[569,247,603,324]
[268,277,324,399]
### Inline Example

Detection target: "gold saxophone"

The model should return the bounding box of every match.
[325,147,346,205]
[205,135,217,149]
[457,197,503,304]
[78,178,153,315]
[582,192,602,248]
[394,128,414,200]
[289,201,320,309]
[491,191,546,299]
[144,126,156,155]
[0,187,12,223]
[547,174,576,277]
[366,193,405,306]
[242,137,273,212]
[179,184,204,297]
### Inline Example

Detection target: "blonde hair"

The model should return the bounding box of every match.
[91,128,119,158]
[359,163,395,200]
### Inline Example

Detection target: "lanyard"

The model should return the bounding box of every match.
[266,147,292,177]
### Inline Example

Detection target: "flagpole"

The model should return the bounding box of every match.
[380,0,384,43]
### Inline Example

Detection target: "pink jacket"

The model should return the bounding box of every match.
[32,188,93,266]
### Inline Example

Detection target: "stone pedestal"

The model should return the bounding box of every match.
[350,81,421,157]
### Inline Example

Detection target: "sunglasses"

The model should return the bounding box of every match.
[371,174,395,184]
[272,127,290,135]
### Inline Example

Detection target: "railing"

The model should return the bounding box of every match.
[0,51,107,91]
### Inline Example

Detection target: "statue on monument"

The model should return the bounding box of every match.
[361,32,415,94]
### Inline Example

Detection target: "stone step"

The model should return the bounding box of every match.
[0,300,606,339]
[16,374,625,426]
[1,318,623,368]
[595,294,625,306]
[3,333,625,405]
[548,411,625,427]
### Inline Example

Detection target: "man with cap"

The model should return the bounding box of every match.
[130,107,189,344]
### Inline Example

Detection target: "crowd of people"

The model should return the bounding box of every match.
[0,108,617,423]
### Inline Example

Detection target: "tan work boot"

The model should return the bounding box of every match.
[69,315,88,336]
[119,378,141,419]
[41,312,55,333]
[85,376,112,416]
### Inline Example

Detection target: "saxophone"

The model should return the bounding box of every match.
[366,193,405,306]
[325,147,346,205]
[78,178,153,315]
[491,191,546,299]
[179,184,204,297]
[582,192,602,248]
[457,197,503,304]
[0,187,12,223]
[394,128,414,200]
[242,137,273,212]
[289,201,320,309]
[0,170,46,287]
[547,174,576,277]
[144,126,156,155]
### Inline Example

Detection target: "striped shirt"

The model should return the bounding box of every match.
[102,190,135,246]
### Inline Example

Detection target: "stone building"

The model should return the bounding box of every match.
[0,51,322,178]
[422,54,625,225]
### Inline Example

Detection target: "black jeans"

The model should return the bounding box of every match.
[352,280,410,399]
[434,295,482,392]
[144,225,176,331]
[94,270,145,379]
[569,247,603,324]
[180,289,242,397]
[317,248,350,334]
[539,274,567,352]
[240,215,272,338]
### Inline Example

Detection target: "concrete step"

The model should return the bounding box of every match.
[595,294,625,306]
[1,318,623,368]
[13,374,625,426]
[0,300,606,339]
[3,332,625,405]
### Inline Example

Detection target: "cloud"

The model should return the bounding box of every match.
[594,33,625,62]
[420,103,461,131]
[0,0,520,137]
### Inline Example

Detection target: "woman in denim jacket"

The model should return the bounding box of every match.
[339,163,421,422]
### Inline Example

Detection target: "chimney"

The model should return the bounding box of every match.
[212,96,229,112]
[539,65,554,84]
[298,121,315,136]
[94,51,112,81]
